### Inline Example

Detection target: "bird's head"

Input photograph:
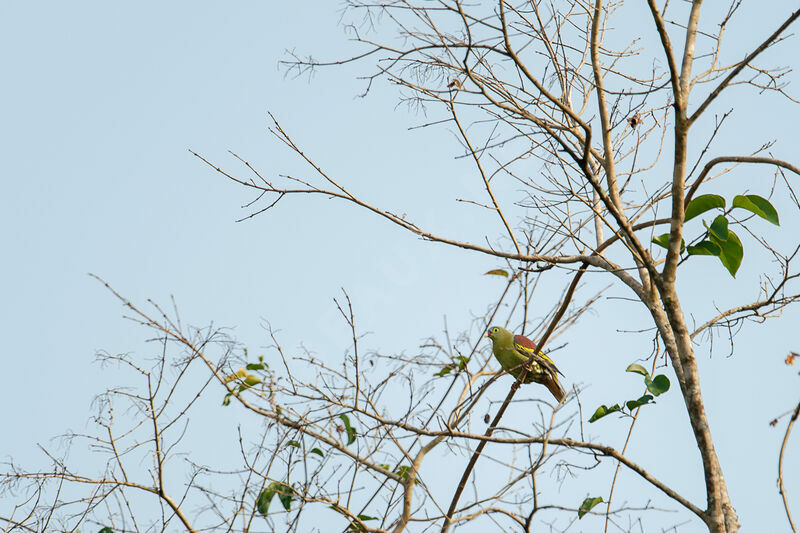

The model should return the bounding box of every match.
[485,326,511,343]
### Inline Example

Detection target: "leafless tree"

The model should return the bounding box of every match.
[3,2,800,533]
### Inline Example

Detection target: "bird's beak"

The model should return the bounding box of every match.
[484,332,491,338]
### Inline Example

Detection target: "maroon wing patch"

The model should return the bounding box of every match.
[513,334,538,351]
[514,334,563,378]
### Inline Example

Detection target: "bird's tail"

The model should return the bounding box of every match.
[544,375,566,403]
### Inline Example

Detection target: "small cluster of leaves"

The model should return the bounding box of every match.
[376,463,422,485]
[394,465,420,484]
[330,503,378,532]
[652,193,779,277]
[578,496,604,519]
[339,413,357,445]
[256,482,297,515]
[345,515,378,533]
[434,355,470,377]
[222,351,269,406]
[589,364,670,423]
[285,439,325,458]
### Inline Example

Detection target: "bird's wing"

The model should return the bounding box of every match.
[513,334,564,377]
[513,334,538,351]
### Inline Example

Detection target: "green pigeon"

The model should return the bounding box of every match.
[485,326,566,402]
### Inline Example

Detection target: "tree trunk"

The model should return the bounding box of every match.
[658,288,740,532]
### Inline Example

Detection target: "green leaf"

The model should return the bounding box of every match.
[286,440,301,448]
[651,233,670,249]
[256,484,278,515]
[687,240,721,256]
[310,447,324,457]
[646,374,670,396]
[246,363,265,371]
[626,394,654,411]
[434,366,452,377]
[436,356,470,376]
[651,234,685,252]
[589,404,622,423]
[685,194,725,222]
[224,368,247,383]
[276,484,296,511]
[394,465,421,484]
[710,229,744,277]
[733,194,780,225]
[485,269,509,277]
[98,528,114,533]
[708,215,729,242]
[243,375,261,387]
[346,514,378,533]
[339,413,357,445]
[222,392,233,406]
[257,482,295,515]
[332,505,371,533]
[625,363,649,377]
[238,374,262,392]
[578,496,604,519]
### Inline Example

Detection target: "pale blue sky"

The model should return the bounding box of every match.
[2,2,798,532]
